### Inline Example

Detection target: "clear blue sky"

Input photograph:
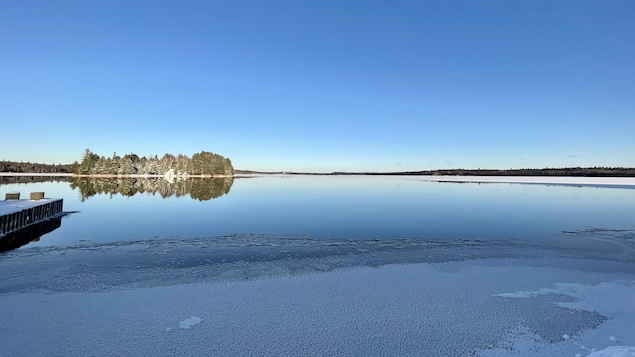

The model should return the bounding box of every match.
[1,0,634,172]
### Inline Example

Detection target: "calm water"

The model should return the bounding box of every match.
[2,175,634,251]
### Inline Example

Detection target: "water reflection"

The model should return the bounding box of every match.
[69,176,234,201]
[2,176,634,250]
[0,176,71,185]
[0,216,63,252]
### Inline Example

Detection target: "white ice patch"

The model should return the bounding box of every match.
[179,316,202,329]
[586,346,635,357]
[491,280,635,356]
[495,280,635,315]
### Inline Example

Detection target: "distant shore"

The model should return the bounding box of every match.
[0,173,73,177]
[232,173,635,187]
[3,162,634,178]
[72,174,232,178]
[0,173,230,178]
[2,172,635,187]
[403,175,635,187]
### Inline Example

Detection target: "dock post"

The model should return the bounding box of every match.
[5,192,20,200]
[30,192,45,200]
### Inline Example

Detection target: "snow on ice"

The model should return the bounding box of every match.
[1,254,634,356]
[179,316,202,329]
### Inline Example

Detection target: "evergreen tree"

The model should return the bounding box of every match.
[74,149,234,176]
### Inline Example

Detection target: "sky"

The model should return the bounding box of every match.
[1,0,634,172]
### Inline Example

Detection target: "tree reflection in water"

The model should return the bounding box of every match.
[70,176,234,202]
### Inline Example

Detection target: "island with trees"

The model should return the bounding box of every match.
[2,149,235,177]
[72,149,234,177]
[1,149,236,201]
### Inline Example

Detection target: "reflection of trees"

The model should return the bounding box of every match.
[70,177,234,202]
[188,177,233,201]
[0,176,72,186]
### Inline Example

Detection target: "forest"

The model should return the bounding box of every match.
[73,149,234,176]
[0,161,72,173]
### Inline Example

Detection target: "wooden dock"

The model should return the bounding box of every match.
[0,192,64,251]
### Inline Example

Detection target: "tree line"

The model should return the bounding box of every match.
[73,149,234,176]
[0,161,73,173]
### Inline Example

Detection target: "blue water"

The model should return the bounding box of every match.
[2,175,634,249]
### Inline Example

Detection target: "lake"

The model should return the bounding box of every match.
[3,175,635,248]
[1,175,635,356]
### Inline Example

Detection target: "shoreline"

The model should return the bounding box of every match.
[0,173,231,178]
[234,173,635,187]
[1,172,635,186]
[411,175,635,187]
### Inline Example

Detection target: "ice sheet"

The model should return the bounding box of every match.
[1,256,634,356]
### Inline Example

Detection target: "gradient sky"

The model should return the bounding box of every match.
[1,0,634,172]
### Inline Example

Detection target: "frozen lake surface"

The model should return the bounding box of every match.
[1,176,634,356]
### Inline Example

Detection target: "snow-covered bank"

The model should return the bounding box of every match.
[3,172,634,188]
[1,255,634,356]
[415,175,635,187]
[234,174,635,188]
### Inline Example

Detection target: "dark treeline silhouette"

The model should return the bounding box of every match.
[70,176,234,202]
[74,149,234,176]
[1,161,73,173]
